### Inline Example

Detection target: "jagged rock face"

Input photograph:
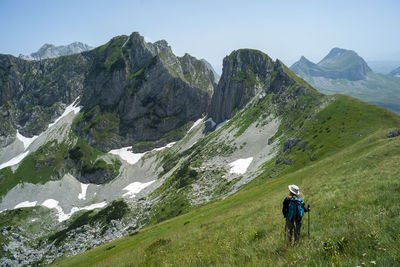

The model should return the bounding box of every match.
[209,49,275,124]
[0,32,216,151]
[0,54,88,147]
[74,33,215,152]
[291,47,372,81]
[201,59,220,84]
[209,49,315,125]
[19,42,93,60]
[117,57,210,143]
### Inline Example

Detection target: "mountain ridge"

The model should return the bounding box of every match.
[19,42,93,60]
[0,32,217,153]
[291,47,371,81]
[0,34,400,266]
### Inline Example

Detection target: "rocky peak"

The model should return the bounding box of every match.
[290,56,324,77]
[209,49,319,125]
[299,56,314,65]
[201,59,220,83]
[20,42,93,60]
[209,49,275,124]
[1,32,217,152]
[178,54,217,96]
[74,32,216,151]
[153,40,170,50]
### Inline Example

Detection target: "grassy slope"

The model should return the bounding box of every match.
[258,94,399,181]
[54,95,400,266]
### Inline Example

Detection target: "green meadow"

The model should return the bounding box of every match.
[54,95,400,266]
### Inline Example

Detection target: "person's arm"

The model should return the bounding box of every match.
[282,198,289,218]
[302,203,310,212]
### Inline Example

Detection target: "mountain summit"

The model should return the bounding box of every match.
[19,42,93,60]
[291,48,371,81]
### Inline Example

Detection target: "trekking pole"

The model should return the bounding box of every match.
[283,220,286,242]
[307,204,310,238]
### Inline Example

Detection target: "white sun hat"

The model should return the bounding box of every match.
[288,184,300,195]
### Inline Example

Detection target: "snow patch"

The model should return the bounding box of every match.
[122,180,155,198]
[109,142,176,165]
[109,147,145,165]
[41,199,59,209]
[215,120,229,130]
[0,150,30,170]
[229,157,254,175]
[78,183,89,200]
[14,201,37,209]
[48,97,82,128]
[152,142,176,152]
[16,131,39,150]
[205,117,216,128]
[41,199,107,222]
[188,117,204,132]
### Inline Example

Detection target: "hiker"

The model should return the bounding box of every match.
[282,184,310,244]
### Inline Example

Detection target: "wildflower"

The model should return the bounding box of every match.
[362,253,366,257]
[370,261,376,265]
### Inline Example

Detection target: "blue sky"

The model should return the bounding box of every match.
[1,0,399,72]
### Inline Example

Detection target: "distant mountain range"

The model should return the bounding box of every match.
[291,48,400,114]
[291,48,371,81]
[19,42,93,60]
[367,60,400,74]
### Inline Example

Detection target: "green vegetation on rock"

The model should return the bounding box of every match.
[48,200,129,245]
[0,133,121,199]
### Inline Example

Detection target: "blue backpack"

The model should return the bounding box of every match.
[287,196,305,222]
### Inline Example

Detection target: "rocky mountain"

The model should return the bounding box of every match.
[0,43,321,264]
[19,42,93,60]
[291,48,400,114]
[390,66,400,77]
[0,32,216,153]
[1,35,400,266]
[209,49,275,124]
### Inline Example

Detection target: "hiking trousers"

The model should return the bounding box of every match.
[286,219,302,244]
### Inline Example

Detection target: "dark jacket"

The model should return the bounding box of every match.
[282,196,309,219]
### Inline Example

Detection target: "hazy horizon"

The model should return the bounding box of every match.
[1,0,399,73]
